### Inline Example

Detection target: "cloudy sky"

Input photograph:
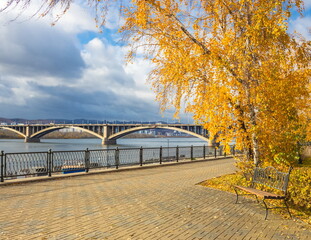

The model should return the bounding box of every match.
[0,1,310,122]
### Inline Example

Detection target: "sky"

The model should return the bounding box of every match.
[0,0,310,122]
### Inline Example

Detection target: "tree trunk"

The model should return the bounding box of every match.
[251,132,260,165]
[249,103,260,165]
[244,81,260,165]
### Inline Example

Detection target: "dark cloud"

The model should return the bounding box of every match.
[0,21,85,79]
[0,80,14,98]
[4,83,161,121]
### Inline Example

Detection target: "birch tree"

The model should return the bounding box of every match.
[3,0,311,166]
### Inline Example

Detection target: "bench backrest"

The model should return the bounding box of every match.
[252,166,291,194]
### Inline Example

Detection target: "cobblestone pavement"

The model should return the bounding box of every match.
[0,158,310,240]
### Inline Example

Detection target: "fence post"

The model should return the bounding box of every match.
[115,147,119,169]
[191,145,194,160]
[203,145,206,159]
[1,151,4,182]
[140,146,143,166]
[232,145,235,156]
[160,146,162,164]
[214,147,217,158]
[47,149,52,177]
[176,146,179,162]
[85,148,90,173]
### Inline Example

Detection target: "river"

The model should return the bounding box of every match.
[0,137,208,153]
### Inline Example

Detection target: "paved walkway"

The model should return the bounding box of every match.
[0,158,310,240]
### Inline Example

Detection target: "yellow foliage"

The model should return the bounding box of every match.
[122,0,311,166]
[288,167,311,211]
[5,0,311,167]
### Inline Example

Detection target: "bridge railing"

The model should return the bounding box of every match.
[0,145,235,182]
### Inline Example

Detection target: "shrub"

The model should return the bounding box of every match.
[287,167,311,211]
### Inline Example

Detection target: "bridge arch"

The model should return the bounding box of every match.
[0,127,26,138]
[0,124,210,145]
[108,126,210,144]
[30,126,104,140]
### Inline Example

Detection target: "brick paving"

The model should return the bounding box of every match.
[0,158,310,240]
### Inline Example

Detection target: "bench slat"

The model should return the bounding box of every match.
[234,185,285,199]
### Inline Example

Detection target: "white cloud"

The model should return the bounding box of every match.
[0,0,97,34]
[290,16,311,40]
[79,38,135,90]
[53,4,98,34]
[303,0,311,10]
[124,59,155,101]
[78,38,156,104]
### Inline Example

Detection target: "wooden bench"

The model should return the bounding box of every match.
[234,166,292,220]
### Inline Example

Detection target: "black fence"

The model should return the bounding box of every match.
[0,145,235,182]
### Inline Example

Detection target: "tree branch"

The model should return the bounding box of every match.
[145,0,244,84]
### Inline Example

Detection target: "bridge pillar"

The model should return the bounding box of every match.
[26,126,31,137]
[102,138,117,145]
[102,125,116,145]
[24,137,41,143]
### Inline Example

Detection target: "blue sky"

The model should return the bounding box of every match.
[0,0,310,122]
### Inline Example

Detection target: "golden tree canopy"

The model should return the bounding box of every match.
[3,0,311,166]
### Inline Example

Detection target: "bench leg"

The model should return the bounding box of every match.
[284,199,292,219]
[263,199,269,220]
[263,198,292,220]
[234,187,239,204]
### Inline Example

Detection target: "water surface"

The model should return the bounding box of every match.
[0,137,208,153]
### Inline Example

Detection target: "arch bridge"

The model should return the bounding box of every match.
[0,123,210,145]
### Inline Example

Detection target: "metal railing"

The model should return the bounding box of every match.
[0,145,235,182]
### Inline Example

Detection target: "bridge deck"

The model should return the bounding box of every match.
[0,158,310,239]
[1,123,210,144]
